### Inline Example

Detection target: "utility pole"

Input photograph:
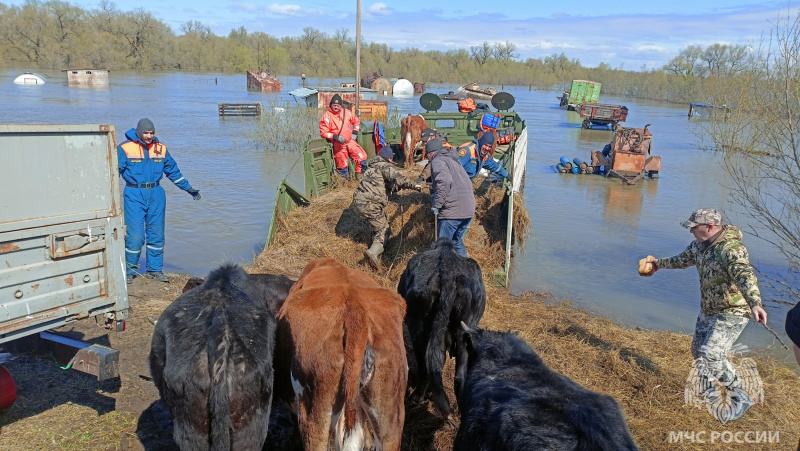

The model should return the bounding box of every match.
[355,0,361,114]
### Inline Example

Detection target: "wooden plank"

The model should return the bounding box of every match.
[39,331,120,380]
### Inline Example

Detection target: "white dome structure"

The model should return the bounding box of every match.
[392,78,414,97]
[14,73,46,84]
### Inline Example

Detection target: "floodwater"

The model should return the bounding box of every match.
[1,69,795,361]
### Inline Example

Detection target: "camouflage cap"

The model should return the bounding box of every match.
[681,208,722,228]
[421,128,437,141]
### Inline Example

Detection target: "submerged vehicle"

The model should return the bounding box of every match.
[265,92,528,284]
[577,102,629,129]
[457,82,498,100]
[439,91,463,101]
[558,80,602,110]
[592,124,661,185]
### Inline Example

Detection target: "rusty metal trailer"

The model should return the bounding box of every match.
[0,124,129,384]
[578,103,629,129]
[592,124,661,184]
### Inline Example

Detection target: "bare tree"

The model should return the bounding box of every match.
[301,27,324,49]
[491,41,519,62]
[664,45,706,77]
[181,20,210,40]
[333,27,352,48]
[695,9,800,300]
[470,41,491,66]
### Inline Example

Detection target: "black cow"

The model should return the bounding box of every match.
[397,238,486,419]
[149,264,291,450]
[181,273,295,315]
[455,326,639,451]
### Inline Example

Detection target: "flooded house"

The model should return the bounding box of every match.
[62,69,109,86]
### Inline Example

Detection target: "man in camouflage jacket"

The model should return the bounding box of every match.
[353,145,421,268]
[643,208,767,422]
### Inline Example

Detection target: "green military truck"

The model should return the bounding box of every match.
[558,80,602,110]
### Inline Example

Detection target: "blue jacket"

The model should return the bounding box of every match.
[117,128,192,191]
[456,140,509,180]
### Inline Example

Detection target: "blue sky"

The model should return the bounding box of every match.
[16,0,796,69]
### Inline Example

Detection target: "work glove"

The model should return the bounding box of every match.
[414,184,422,191]
[431,207,439,216]
[333,134,347,144]
[187,188,201,201]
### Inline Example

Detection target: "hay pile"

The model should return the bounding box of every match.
[251,175,800,450]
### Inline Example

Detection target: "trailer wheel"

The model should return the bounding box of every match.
[581,119,590,129]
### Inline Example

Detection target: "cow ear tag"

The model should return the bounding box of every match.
[420,93,442,113]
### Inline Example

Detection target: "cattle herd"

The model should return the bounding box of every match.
[148,238,639,450]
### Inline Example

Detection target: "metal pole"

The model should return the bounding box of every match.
[355,0,361,114]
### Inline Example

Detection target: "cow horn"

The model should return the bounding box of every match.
[461,321,471,332]
[147,316,158,326]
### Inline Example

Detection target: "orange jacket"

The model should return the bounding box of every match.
[319,107,360,142]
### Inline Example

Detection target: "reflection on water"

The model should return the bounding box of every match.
[1,70,794,359]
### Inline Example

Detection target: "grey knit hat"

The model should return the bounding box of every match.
[425,138,444,154]
[136,118,155,141]
[379,145,393,161]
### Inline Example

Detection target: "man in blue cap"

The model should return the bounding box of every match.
[118,118,201,284]
[455,133,508,181]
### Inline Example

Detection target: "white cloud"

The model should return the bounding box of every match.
[267,4,323,16]
[237,3,259,12]
[368,3,393,15]
[634,44,667,53]
[523,41,575,51]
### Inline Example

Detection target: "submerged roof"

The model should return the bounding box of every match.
[288,87,317,98]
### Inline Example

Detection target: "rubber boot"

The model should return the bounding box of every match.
[723,387,754,422]
[364,242,383,269]
[355,172,363,182]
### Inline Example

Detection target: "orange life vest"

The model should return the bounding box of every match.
[496,128,516,145]
[458,98,477,113]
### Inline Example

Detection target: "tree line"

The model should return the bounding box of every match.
[0,0,761,105]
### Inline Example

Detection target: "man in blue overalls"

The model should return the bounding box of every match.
[118,118,200,284]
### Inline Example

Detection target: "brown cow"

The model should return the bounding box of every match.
[400,114,427,167]
[274,258,407,451]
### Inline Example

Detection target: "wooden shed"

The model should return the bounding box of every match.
[355,100,388,122]
[247,69,281,92]
[62,69,109,86]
